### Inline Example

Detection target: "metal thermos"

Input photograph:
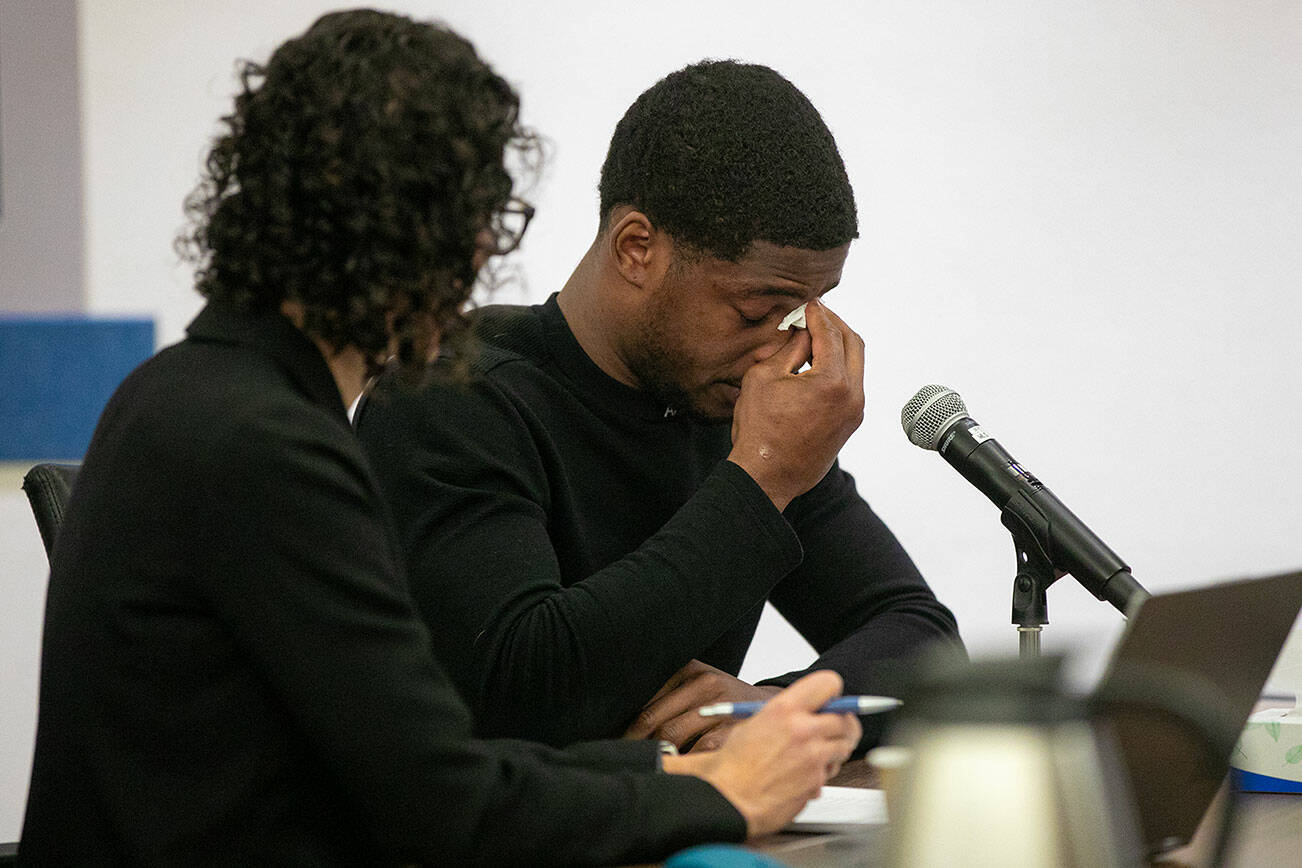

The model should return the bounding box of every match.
[882,657,1145,868]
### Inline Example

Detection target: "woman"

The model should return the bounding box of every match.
[19,10,858,865]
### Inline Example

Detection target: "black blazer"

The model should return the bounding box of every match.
[19,302,742,865]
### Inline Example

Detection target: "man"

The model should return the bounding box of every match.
[19,16,859,864]
[359,60,961,753]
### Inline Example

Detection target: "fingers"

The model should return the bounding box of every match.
[806,716,858,791]
[753,321,812,379]
[624,661,708,738]
[690,722,736,753]
[805,709,860,742]
[801,299,847,375]
[759,672,858,769]
[801,300,864,421]
[836,310,865,391]
[652,709,720,750]
[843,714,864,748]
[804,301,866,391]
[830,714,862,759]
[825,723,858,778]
[624,684,700,739]
[624,661,769,743]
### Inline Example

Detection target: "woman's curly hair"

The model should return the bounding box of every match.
[178,9,537,369]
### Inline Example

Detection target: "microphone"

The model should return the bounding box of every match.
[901,384,1148,615]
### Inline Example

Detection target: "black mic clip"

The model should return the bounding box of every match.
[1000,496,1067,659]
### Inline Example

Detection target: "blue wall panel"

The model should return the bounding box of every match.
[0,317,155,460]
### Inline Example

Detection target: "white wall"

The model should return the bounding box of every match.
[0,472,50,845]
[3,0,1299,841]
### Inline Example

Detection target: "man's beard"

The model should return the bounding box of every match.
[623,312,729,423]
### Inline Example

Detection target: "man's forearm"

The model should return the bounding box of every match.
[470,461,804,745]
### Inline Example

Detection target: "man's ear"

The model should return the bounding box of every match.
[607,210,663,290]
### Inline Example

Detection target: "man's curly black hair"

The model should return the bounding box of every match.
[178,9,537,368]
[598,60,857,261]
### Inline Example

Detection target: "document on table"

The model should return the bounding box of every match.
[786,786,888,833]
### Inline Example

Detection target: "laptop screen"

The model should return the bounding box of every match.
[1095,570,1302,854]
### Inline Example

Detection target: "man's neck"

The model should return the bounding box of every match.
[556,241,641,390]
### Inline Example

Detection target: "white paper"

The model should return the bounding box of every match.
[787,786,888,833]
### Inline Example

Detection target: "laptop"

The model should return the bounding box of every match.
[1094,569,1302,855]
[776,570,1302,865]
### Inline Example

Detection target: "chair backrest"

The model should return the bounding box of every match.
[21,463,80,562]
[11,464,80,861]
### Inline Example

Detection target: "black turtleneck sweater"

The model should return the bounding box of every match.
[358,294,962,748]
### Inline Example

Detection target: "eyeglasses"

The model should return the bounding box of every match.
[486,198,535,256]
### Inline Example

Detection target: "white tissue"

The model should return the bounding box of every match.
[778,303,808,331]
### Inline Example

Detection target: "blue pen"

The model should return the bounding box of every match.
[697,695,901,718]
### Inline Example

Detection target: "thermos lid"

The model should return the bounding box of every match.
[897,654,1089,725]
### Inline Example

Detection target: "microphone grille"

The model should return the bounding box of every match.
[901,385,970,451]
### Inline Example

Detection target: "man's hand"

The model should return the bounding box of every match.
[624,659,780,751]
[661,670,861,838]
[727,299,865,511]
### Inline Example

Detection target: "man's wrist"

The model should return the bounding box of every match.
[724,456,793,512]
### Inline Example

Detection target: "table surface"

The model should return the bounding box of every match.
[678,761,1302,868]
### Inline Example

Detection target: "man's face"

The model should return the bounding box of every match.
[622,240,850,422]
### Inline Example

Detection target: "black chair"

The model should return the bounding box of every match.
[2,465,80,858]
[21,463,79,562]
[8,465,79,861]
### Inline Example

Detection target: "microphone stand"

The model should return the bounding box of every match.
[1000,509,1063,659]
[999,506,1151,658]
